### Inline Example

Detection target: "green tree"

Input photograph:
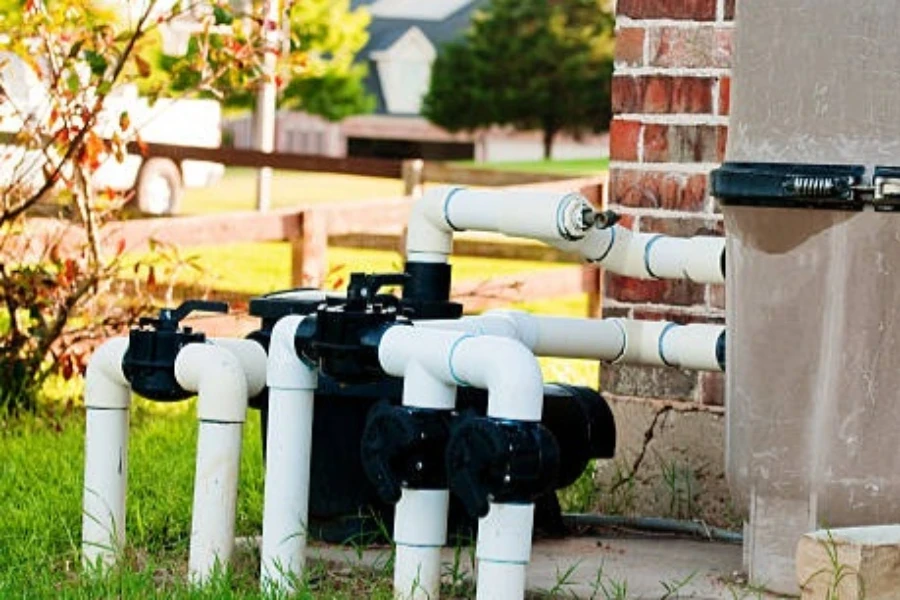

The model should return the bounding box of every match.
[185,0,374,120]
[423,0,615,159]
[280,0,374,120]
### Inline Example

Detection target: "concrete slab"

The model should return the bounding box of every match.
[303,535,764,599]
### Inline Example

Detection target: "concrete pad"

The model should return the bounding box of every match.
[306,535,758,599]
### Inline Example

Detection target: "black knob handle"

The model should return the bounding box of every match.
[139,300,229,330]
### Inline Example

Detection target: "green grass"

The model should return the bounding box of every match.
[141,244,571,297]
[454,157,609,176]
[181,168,404,215]
[0,405,395,598]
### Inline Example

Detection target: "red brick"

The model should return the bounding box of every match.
[612,76,714,115]
[609,119,642,161]
[642,125,720,163]
[648,27,720,69]
[642,124,669,162]
[617,0,717,21]
[615,27,645,66]
[670,77,715,113]
[714,28,733,68]
[724,0,736,20]
[609,169,708,212]
[718,76,731,115]
[605,272,707,306]
[699,372,725,406]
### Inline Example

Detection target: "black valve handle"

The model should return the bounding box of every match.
[138,300,228,330]
[346,272,409,307]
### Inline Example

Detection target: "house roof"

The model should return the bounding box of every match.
[352,0,489,115]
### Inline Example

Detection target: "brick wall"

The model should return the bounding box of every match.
[602,0,733,408]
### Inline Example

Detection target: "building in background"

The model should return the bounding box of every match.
[226,0,609,162]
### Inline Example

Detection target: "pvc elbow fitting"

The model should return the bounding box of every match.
[175,343,249,423]
[84,337,131,410]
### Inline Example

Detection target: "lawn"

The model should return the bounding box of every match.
[455,157,610,176]
[147,243,571,297]
[180,168,405,215]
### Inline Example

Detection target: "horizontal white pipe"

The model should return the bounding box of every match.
[417,311,724,372]
[658,322,724,372]
[476,502,535,600]
[379,326,544,421]
[188,421,243,583]
[260,315,318,593]
[393,489,450,600]
[416,311,626,361]
[405,186,592,262]
[82,337,131,569]
[564,225,725,284]
[618,319,724,372]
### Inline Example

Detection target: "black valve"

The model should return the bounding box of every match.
[359,403,452,504]
[122,300,228,401]
[445,416,560,519]
[295,272,410,384]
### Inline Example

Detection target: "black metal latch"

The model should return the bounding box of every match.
[711,162,900,212]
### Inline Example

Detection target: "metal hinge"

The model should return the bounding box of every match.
[712,163,900,212]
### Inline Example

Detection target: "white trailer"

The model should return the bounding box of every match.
[0,52,223,215]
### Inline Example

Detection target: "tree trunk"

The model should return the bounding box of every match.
[542,127,555,160]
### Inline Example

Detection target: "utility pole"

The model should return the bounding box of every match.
[253,0,280,212]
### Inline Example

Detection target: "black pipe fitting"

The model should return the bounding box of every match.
[716,331,726,371]
[359,403,453,503]
[122,300,228,401]
[445,415,560,518]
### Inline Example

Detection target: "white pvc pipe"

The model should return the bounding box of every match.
[383,346,457,600]
[618,319,724,372]
[416,310,725,372]
[379,326,545,600]
[260,315,318,593]
[405,186,726,284]
[82,337,131,569]
[564,224,725,284]
[405,186,593,263]
[380,326,544,422]
[187,421,243,582]
[174,340,265,584]
[476,503,535,600]
[393,488,450,600]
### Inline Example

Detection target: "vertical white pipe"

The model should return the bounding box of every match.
[188,422,243,582]
[82,337,131,569]
[260,315,318,593]
[174,342,252,584]
[393,362,456,600]
[476,503,535,600]
[393,488,450,600]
